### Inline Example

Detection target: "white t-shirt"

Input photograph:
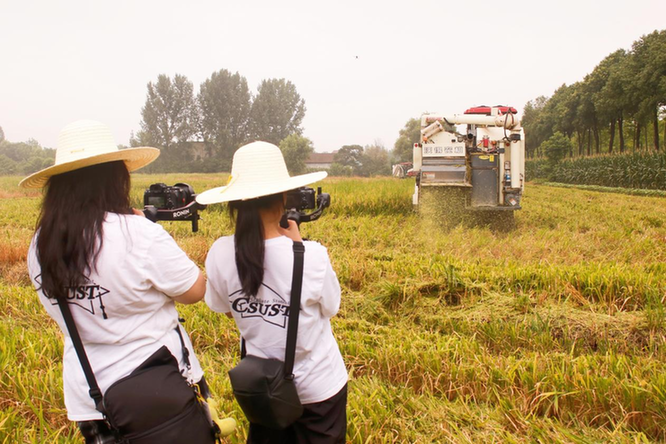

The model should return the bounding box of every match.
[27,213,204,421]
[205,235,347,405]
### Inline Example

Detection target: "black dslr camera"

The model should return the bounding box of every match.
[143,183,206,232]
[280,187,331,228]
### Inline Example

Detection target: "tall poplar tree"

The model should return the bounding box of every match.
[249,79,305,145]
[198,69,252,159]
[138,74,197,150]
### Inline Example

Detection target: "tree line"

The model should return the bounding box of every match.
[130,71,396,175]
[132,72,308,173]
[0,127,55,176]
[523,29,666,159]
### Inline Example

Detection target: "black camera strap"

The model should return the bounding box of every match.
[241,240,304,380]
[57,297,106,415]
[285,241,305,378]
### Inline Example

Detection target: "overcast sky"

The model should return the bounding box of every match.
[2,0,664,153]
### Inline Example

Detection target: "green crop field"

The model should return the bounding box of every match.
[1,174,665,443]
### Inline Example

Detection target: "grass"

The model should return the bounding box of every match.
[541,182,666,198]
[1,174,665,443]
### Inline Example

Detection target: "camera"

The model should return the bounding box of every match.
[280,187,331,228]
[143,183,206,232]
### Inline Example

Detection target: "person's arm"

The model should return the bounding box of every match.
[173,270,206,304]
[144,224,203,303]
[204,242,233,314]
[319,259,341,318]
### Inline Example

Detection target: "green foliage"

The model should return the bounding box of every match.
[334,145,364,175]
[523,29,666,158]
[198,70,251,160]
[361,144,391,176]
[278,134,314,175]
[524,157,549,181]
[0,139,55,176]
[129,71,309,173]
[138,141,230,174]
[138,74,198,150]
[521,96,549,156]
[542,131,573,165]
[132,73,309,173]
[332,144,392,177]
[327,163,353,176]
[392,118,420,163]
[249,78,305,145]
[0,126,4,143]
[526,151,666,190]
[630,30,666,119]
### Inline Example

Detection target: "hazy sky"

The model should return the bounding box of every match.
[2,0,665,153]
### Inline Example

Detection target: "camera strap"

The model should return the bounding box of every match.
[57,297,106,415]
[241,240,305,379]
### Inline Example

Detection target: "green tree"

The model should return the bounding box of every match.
[0,138,54,176]
[591,50,628,153]
[334,144,364,175]
[392,118,420,163]
[0,126,4,143]
[361,143,391,176]
[630,30,666,150]
[249,79,305,145]
[198,69,252,159]
[138,74,197,150]
[542,132,572,166]
[0,154,16,174]
[279,134,314,175]
[327,163,353,176]
[522,96,549,157]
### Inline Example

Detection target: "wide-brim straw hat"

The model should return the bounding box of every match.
[19,120,160,188]
[196,141,327,205]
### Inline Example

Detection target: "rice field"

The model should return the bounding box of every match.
[1,174,665,443]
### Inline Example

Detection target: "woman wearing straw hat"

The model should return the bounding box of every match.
[198,141,348,444]
[21,120,215,442]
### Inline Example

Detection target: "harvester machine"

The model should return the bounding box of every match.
[412,106,525,223]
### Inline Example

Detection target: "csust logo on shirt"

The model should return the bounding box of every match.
[229,284,290,328]
[35,274,111,319]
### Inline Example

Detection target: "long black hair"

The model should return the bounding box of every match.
[228,193,284,297]
[36,161,132,300]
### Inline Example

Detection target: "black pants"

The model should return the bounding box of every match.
[77,377,211,443]
[247,383,347,444]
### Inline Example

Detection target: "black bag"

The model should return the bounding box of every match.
[57,299,217,444]
[228,241,305,430]
[103,345,215,443]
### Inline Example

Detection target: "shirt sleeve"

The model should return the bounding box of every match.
[204,245,231,313]
[144,225,200,298]
[319,257,341,319]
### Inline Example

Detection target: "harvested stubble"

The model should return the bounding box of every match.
[1,174,665,443]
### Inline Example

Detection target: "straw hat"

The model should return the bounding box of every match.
[196,141,327,205]
[19,120,160,188]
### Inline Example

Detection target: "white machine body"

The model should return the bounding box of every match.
[412,106,525,210]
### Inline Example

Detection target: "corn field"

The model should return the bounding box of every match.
[526,151,666,190]
[1,174,666,443]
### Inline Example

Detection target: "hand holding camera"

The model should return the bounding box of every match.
[143,183,206,232]
[280,186,331,228]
